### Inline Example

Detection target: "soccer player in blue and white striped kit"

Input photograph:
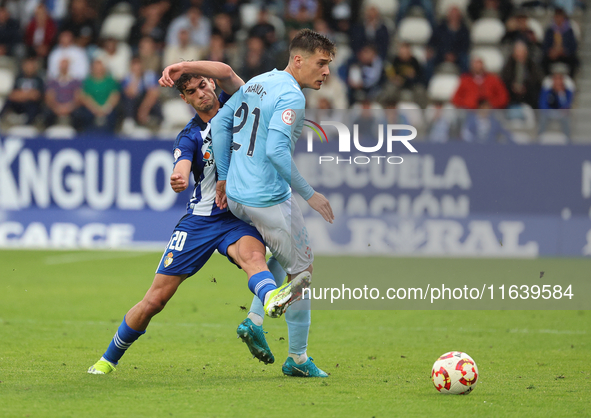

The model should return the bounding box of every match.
[212,29,336,377]
[88,61,305,375]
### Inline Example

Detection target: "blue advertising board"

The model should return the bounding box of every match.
[1,135,590,256]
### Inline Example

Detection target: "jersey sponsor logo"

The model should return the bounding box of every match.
[164,252,174,267]
[173,148,182,162]
[282,109,296,125]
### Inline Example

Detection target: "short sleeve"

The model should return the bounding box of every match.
[173,129,201,166]
[218,90,232,106]
[268,89,305,138]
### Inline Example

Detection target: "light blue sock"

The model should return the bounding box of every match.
[103,316,145,365]
[249,256,311,355]
[285,295,311,355]
[248,256,286,319]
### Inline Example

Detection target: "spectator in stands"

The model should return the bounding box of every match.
[306,72,349,109]
[452,56,509,109]
[204,33,230,64]
[47,30,89,80]
[0,4,20,57]
[313,18,335,42]
[128,2,168,48]
[24,3,57,58]
[166,6,211,51]
[0,56,44,125]
[542,7,578,77]
[240,36,274,82]
[461,99,513,143]
[77,58,120,133]
[121,56,161,127]
[387,42,424,91]
[138,36,161,74]
[59,0,98,48]
[395,0,436,28]
[286,0,319,28]
[350,5,390,60]
[249,8,277,48]
[163,28,205,68]
[341,43,385,105]
[468,0,513,22]
[538,72,573,139]
[95,37,131,81]
[213,12,238,47]
[426,6,470,78]
[44,58,82,127]
[352,97,389,141]
[502,9,537,46]
[501,41,543,109]
[426,101,456,142]
[322,0,352,34]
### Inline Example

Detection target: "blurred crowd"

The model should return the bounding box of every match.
[0,0,586,142]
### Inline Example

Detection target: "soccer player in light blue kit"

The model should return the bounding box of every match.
[212,29,336,377]
[88,61,302,375]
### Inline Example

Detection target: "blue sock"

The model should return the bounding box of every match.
[103,317,145,365]
[248,271,277,304]
[249,256,286,318]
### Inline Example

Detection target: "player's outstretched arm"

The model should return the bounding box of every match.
[159,61,244,94]
[170,159,191,193]
[266,129,335,224]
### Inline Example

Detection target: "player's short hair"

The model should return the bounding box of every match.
[175,73,203,94]
[289,29,336,59]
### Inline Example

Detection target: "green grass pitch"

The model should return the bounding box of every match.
[1,250,589,417]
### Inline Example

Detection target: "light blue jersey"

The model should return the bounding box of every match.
[217,69,307,208]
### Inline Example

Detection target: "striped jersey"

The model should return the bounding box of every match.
[172,91,231,216]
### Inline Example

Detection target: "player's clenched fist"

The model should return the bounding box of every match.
[170,173,187,193]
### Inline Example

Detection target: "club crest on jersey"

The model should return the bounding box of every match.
[173,148,182,162]
[282,109,296,125]
[164,252,173,268]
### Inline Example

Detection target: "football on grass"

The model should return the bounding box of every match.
[431,351,479,394]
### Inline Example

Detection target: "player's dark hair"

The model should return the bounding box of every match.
[175,73,201,94]
[289,29,336,58]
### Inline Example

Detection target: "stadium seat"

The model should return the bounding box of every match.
[539,131,568,144]
[527,18,544,43]
[0,55,17,73]
[239,3,260,29]
[44,125,77,139]
[506,104,536,131]
[100,13,136,41]
[511,131,533,144]
[0,67,15,97]
[570,20,581,42]
[425,103,458,123]
[7,125,39,138]
[470,18,505,44]
[161,99,196,131]
[397,17,432,44]
[427,73,460,102]
[436,0,469,18]
[363,0,399,18]
[411,45,427,64]
[471,46,504,73]
[267,14,286,40]
[397,101,424,129]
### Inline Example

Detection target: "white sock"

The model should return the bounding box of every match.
[248,312,264,326]
[288,352,308,365]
